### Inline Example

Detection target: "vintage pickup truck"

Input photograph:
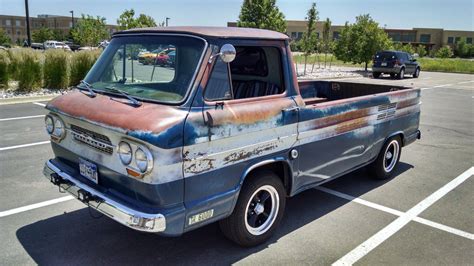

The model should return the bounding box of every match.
[43,27,421,247]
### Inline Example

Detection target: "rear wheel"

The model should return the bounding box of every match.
[413,67,420,78]
[219,171,286,247]
[373,72,381,78]
[370,136,402,180]
[397,68,405,79]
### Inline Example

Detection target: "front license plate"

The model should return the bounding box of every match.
[79,158,98,184]
[381,62,387,66]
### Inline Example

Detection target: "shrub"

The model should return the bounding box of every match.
[69,50,101,86]
[16,49,43,92]
[43,49,69,89]
[414,45,427,57]
[435,46,454,58]
[0,50,10,88]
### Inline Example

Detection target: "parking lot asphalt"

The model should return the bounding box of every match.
[0,71,472,265]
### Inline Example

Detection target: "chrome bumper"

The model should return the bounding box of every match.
[43,160,166,233]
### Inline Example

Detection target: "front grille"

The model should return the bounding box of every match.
[70,124,114,154]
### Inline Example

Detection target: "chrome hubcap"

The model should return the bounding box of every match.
[245,185,279,236]
[383,140,400,172]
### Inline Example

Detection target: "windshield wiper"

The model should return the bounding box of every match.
[78,80,96,98]
[105,87,142,107]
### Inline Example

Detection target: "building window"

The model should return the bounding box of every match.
[447,37,454,44]
[467,37,473,44]
[388,32,401,42]
[16,20,21,26]
[333,31,340,40]
[16,30,21,35]
[7,30,11,34]
[6,19,11,26]
[401,33,416,42]
[420,34,431,43]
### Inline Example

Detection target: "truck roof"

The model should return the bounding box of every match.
[114,26,290,40]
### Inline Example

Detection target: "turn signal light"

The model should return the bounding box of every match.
[126,168,142,178]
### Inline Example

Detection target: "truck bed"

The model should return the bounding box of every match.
[298,80,410,105]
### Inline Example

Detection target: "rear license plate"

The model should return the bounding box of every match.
[79,158,98,183]
[381,62,387,66]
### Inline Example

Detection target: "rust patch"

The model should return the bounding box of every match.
[47,90,187,134]
[223,142,278,164]
[185,158,216,174]
[334,116,370,135]
[311,107,372,131]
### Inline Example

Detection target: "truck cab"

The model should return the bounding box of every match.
[43,27,420,247]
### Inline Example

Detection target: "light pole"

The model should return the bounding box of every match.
[70,10,74,28]
[24,0,31,46]
[166,17,170,27]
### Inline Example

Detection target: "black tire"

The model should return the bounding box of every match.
[413,67,420,78]
[373,72,381,78]
[219,170,286,247]
[390,73,396,79]
[397,68,405,79]
[370,136,402,180]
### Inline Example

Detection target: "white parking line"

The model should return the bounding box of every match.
[433,84,453,88]
[332,167,474,266]
[316,187,474,240]
[457,81,474,84]
[0,140,50,151]
[0,196,74,218]
[33,102,46,107]
[0,114,45,122]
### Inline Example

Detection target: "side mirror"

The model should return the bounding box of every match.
[219,44,236,63]
[209,44,236,64]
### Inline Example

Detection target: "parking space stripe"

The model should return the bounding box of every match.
[433,84,453,88]
[0,114,45,122]
[457,81,474,84]
[332,167,474,266]
[316,187,474,240]
[32,102,46,107]
[0,196,74,218]
[0,141,50,151]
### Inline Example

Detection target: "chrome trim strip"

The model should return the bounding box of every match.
[43,160,166,233]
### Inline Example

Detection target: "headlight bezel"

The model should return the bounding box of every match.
[118,141,133,165]
[45,115,54,134]
[45,114,66,141]
[135,146,154,173]
[52,117,65,138]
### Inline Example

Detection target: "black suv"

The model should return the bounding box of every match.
[372,50,420,79]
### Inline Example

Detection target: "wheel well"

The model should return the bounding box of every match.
[389,132,405,146]
[243,161,292,196]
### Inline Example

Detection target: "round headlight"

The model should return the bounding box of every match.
[118,141,132,165]
[135,147,153,173]
[53,118,65,138]
[45,116,54,134]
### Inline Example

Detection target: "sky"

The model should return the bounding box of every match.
[1,0,473,30]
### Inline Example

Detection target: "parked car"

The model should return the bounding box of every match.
[64,41,81,51]
[167,50,176,67]
[372,50,420,79]
[43,41,71,51]
[30,43,44,50]
[42,27,421,247]
[140,47,175,65]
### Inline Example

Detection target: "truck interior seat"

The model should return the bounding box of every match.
[232,80,281,99]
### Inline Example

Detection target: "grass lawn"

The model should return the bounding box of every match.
[293,54,474,74]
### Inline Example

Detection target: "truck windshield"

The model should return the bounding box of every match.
[82,35,206,104]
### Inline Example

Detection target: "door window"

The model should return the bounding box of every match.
[204,57,233,101]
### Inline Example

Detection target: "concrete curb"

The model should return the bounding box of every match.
[0,95,57,105]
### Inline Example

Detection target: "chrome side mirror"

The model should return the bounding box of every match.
[209,44,236,63]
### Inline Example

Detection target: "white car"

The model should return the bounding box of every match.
[43,41,71,51]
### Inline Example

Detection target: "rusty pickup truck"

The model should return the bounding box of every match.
[43,26,421,247]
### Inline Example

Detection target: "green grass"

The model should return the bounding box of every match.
[293,54,474,74]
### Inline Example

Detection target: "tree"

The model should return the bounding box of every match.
[301,2,318,75]
[434,46,453,58]
[71,15,109,46]
[322,18,332,67]
[0,29,11,45]
[393,42,415,54]
[454,38,469,58]
[414,45,427,57]
[32,27,54,43]
[334,14,393,71]
[117,9,157,30]
[237,0,287,33]
[52,29,67,41]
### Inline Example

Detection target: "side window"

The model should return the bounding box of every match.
[204,57,233,101]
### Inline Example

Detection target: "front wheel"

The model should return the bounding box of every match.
[373,72,381,78]
[370,136,402,179]
[219,171,286,247]
[413,67,420,78]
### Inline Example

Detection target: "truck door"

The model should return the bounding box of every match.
[182,43,298,221]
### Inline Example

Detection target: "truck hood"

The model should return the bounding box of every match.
[46,90,189,149]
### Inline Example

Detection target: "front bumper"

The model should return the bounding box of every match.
[43,160,166,233]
